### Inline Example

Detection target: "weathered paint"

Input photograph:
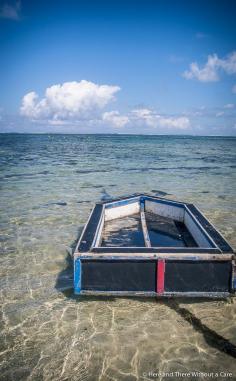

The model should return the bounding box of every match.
[92,212,104,248]
[90,247,224,255]
[104,196,141,209]
[77,204,104,252]
[145,199,185,222]
[78,290,230,298]
[184,208,216,248]
[140,202,151,247]
[105,201,140,221]
[74,259,81,294]
[78,254,234,261]
[157,260,165,294]
[187,204,234,253]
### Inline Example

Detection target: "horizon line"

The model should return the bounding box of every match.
[0,132,236,138]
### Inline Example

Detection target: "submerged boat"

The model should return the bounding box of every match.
[74,194,235,297]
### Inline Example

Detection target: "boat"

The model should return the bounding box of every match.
[74,194,235,297]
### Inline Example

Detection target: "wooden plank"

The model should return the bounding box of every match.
[91,247,221,254]
[92,213,104,248]
[76,204,104,252]
[79,290,230,297]
[184,208,216,248]
[105,201,140,221]
[145,199,185,222]
[186,204,234,253]
[80,290,157,296]
[140,202,151,247]
[76,252,234,261]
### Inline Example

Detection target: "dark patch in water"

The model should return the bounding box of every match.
[218,195,226,200]
[80,184,104,189]
[202,191,210,194]
[76,169,109,174]
[126,166,220,173]
[4,170,51,179]
[102,214,145,247]
[44,201,67,207]
[67,160,78,165]
[77,200,90,204]
[100,188,113,201]
[151,189,170,196]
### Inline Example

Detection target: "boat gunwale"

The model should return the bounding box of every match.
[75,194,234,255]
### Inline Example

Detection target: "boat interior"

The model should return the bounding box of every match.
[93,195,218,250]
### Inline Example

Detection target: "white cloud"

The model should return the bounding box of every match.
[224,103,234,109]
[20,80,120,121]
[0,1,21,20]
[216,111,224,117]
[131,108,190,130]
[102,108,190,131]
[20,82,191,132]
[158,116,190,129]
[102,111,129,128]
[232,84,236,93]
[131,108,159,127]
[183,51,236,82]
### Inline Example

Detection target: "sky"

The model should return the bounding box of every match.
[0,0,236,135]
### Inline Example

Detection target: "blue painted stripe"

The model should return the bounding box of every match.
[145,196,185,208]
[105,195,186,209]
[74,259,82,294]
[105,196,140,209]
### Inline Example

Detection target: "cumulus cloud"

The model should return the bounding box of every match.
[224,103,234,109]
[102,111,129,128]
[20,81,191,132]
[131,108,159,127]
[102,108,190,131]
[0,0,21,20]
[131,108,190,130]
[20,80,120,121]
[183,51,236,82]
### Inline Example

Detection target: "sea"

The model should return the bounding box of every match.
[0,134,236,380]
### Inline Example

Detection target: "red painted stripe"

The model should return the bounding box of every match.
[157,260,165,294]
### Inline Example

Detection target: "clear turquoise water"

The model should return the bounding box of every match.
[0,134,236,380]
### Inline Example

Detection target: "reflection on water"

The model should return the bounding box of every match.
[101,212,197,248]
[0,134,236,380]
[102,214,145,247]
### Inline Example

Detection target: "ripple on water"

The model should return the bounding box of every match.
[0,134,235,380]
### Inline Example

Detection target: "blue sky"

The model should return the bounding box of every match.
[0,0,236,135]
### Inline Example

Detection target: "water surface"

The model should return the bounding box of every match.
[0,134,236,380]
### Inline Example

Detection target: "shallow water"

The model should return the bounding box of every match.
[0,134,236,380]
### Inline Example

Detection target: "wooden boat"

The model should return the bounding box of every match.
[74,194,235,297]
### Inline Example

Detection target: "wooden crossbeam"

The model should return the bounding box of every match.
[140,202,152,247]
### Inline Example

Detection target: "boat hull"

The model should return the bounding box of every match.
[74,194,235,297]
